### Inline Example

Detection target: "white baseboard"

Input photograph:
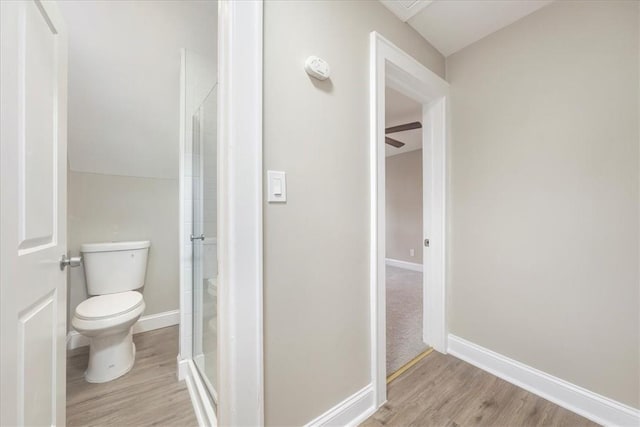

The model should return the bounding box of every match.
[177,355,189,381]
[133,309,180,334]
[66,309,180,350]
[183,358,217,427]
[385,258,423,272]
[448,335,640,427]
[305,384,376,427]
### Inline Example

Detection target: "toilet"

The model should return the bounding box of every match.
[71,240,151,383]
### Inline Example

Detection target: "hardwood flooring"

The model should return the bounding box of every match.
[67,326,598,426]
[66,326,197,427]
[362,351,599,427]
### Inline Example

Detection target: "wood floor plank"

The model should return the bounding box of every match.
[362,352,600,427]
[66,325,198,427]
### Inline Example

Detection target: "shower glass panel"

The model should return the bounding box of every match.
[192,85,218,403]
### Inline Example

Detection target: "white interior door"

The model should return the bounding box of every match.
[0,1,68,425]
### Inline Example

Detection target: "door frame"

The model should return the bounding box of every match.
[369,32,449,407]
[217,1,264,426]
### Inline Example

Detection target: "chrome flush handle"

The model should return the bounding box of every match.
[60,254,82,271]
[190,234,205,242]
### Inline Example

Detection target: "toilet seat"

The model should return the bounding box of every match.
[75,291,144,320]
[72,291,146,337]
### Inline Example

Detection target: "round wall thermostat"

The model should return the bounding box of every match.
[305,56,330,81]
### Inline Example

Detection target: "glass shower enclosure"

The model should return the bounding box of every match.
[191,85,218,405]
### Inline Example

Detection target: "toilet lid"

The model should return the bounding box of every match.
[75,291,144,320]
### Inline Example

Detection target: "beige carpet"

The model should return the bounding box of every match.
[386,265,427,375]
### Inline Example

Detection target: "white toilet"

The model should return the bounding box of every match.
[72,240,151,383]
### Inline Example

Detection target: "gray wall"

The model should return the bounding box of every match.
[68,172,179,324]
[447,0,639,408]
[263,1,444,425]
[386,150,423,263]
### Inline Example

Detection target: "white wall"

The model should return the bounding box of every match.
[60,1,216,326]
[447,0,639,408]
[263,1,444,425]
[68,172,179,324]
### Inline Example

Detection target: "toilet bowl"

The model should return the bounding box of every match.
[72,240,150,383]
[72,291,145,382]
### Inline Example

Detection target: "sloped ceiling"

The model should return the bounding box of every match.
[381,0,553,56]
[59,1,217,179]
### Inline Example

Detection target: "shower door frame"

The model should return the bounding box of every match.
[177,1,264,426]
[191,100,219,407]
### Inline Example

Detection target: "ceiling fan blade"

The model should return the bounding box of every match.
[385,137,405,148]
[385,121,422,134]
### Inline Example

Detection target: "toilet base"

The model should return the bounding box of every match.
[85,328,136,383]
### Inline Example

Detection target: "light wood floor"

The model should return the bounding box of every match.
[362,351,599,427]
[67,326,197,427]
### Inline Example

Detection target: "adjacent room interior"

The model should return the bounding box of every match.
[384,87,428,380]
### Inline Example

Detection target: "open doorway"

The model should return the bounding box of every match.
[370,32,449,407]
[384,87,430,380]
[59,1,216,425]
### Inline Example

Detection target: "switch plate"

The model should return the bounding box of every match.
[267,170,286,202]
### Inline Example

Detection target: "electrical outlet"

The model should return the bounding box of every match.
[409,249,415,257]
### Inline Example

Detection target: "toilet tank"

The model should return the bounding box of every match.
[80,241,151,296]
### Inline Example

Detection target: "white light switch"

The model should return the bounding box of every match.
[267,170,286,202]
[273,179,282,195]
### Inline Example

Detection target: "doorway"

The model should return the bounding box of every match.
[384,87,428,380]
[0,1,263,425]
[369,32,449,407]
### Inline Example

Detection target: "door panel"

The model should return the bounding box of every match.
[22,0,57,249]
[1,1,68,426]
[18,291,57,426]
